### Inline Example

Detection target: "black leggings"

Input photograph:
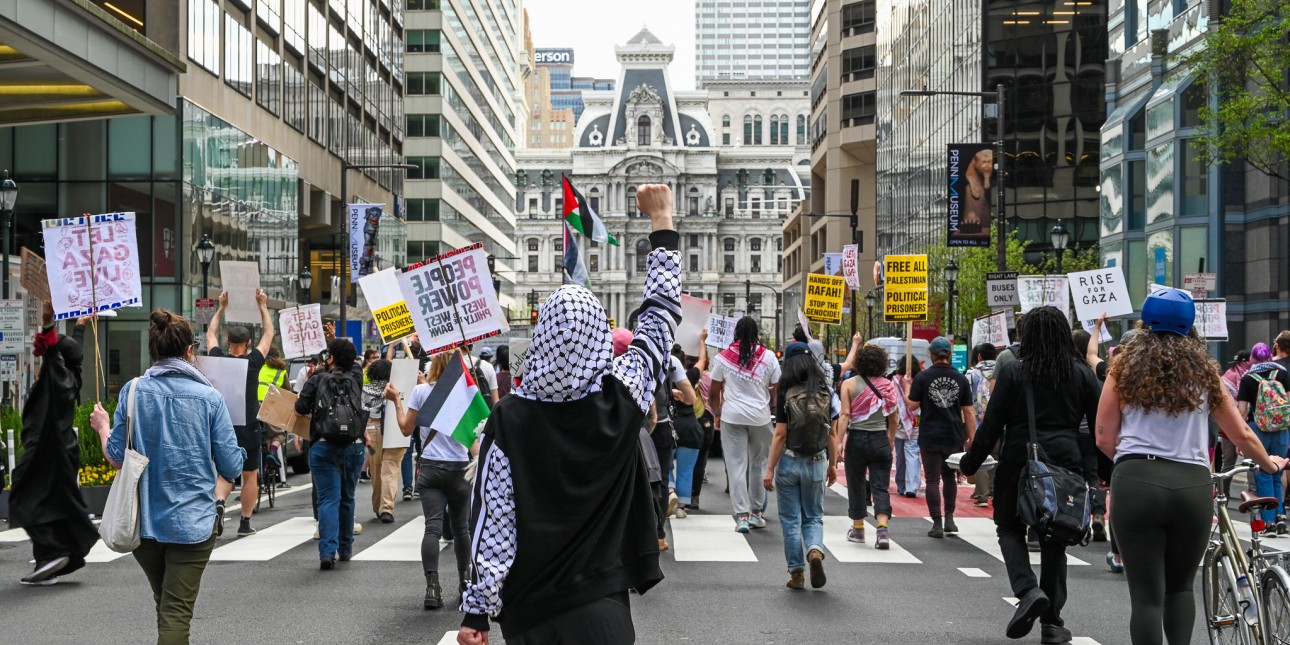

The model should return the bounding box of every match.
[690,414,715,502]
[1110,458,1213,645]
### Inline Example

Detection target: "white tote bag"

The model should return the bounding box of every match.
[98,378,149,553]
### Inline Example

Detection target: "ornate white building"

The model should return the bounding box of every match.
[514,28,810,339]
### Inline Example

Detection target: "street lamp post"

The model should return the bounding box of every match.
[338,161,417,335]
[0,171,19,300]
[865,290,877,339]
[1050,219,1070,275]
[196,234,215,299]
[298,268,313,303]
[944,260,960,340]
[900,85,1009,271]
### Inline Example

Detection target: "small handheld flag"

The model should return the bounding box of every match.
[561,175,620,246]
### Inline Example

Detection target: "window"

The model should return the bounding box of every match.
[589,254,600,272]
[841,0,876,34]
[750,238,762,252]
[635,239,651,273]
[406,114,440,137]
[188,0,221,73]
[637,115,652,145]
[407,0,439,8]
[753,115,763,144]
[841,92,877,125]
[749,294,762,310]
[770,115,781,145]
[723,238,736,252]
[841,45,876,80]
[689,255,700,272]
[743,115,752,144]
[724,255,735,272]
[1181,83,1205,129]
[528,197,539,213]
[1128,110,1145,150]
[527,239,539,252]
[224,14,253,96]
[554,255,563,271]
[255,40,281,116]
[1128,159,1146,230]
[722,115,731,145]
[688,234,700,246]
[796,115,807,144]
[778,115,789,146]
[725,198,734,217]
[406,199,440,221]
[407,240,440,260]
[1180,139,1207,216]
[627,187,637,217]
[751,258,761,273]
[406,157,440,180]
[406,72,441,95]
[723,293,736,310]
[528,255,538,272]
[406,30,440,53]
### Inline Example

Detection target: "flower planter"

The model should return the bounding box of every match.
[0,489,10,523]
[81,485,111,518]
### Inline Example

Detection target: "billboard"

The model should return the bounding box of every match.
[535,49,574,65]
[947,143,995,248]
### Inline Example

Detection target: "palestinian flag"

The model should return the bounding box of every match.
[563,222,590,288]
[561,175,619,246]
[414,351,490,448]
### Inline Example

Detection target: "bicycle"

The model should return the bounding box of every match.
[256,445,281,512]
[1203,460,1290,645]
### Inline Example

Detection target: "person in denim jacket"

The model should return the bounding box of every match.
[92,309,244,645]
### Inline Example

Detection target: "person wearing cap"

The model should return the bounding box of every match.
[207,289,275,537]
[1095,288,1287,644]
[475,346,500,406]
[903,336,975,539]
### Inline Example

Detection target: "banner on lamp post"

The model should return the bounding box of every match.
[947,143,995,248]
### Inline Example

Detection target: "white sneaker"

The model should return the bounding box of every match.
[354,522,363,535]
[666,491,679,518]
[674,507,688,519]
[313,521,320,541]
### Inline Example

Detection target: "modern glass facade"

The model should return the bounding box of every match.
[695,0,813,87]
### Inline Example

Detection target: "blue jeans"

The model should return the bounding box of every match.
[775,451,827,572]
[310,440,365,560]
[401,447,414,490]
[674,447,700,504]
[1253,424,1290,524]
[895,438,922,495]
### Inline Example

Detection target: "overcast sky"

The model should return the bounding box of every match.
[520,0,698,90]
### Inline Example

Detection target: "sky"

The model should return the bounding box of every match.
[520,0,698,90]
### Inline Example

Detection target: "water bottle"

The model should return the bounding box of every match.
[1237,574,1259,625]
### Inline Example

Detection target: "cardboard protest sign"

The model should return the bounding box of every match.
[804,274,846,324]
[257,385,310,441]
[279,303,326,359]
[41,213,142,320]
[970,310,1009,349]
[823,253,843,277]
[842,245,860,290]
[397,243,508,355]
[195,355,249,425]
[382,359,419,448]
[1017,276,1070,323]
[676,295,713,356]
[1194,299,1229,340]
[218,261,262,324]
[510,337,532,379]
[349,203,383,283]
[705,314,735,350]
[360,268,416,344]
[1067,266,1132,321]
[20,247,50,302]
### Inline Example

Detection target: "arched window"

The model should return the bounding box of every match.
[634,239,651,273]
[743,115,753,145]
[722,115,731,128]
[770,115,781,145]
[753,115,763,145]
[637,115,652,145]
[778,114,789,146]
[588,187,601,214]
[627,186,637,217]
[797,115,807,145]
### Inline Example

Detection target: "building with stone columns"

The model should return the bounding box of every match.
[513,28,809,342]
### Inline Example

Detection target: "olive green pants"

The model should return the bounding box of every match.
[132,536,217,645]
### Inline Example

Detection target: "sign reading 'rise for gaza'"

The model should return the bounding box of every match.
[884,254,929,322]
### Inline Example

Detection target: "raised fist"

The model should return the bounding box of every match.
[635,184,674,232]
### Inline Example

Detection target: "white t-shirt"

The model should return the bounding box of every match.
[710,349,781,426]
[475,359,498,397]
[407,382,470,462]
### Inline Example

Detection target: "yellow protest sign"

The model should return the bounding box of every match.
[804,274,846,324]
[607,317,617,330]
[373,302,416,342]
[884,254,929,322]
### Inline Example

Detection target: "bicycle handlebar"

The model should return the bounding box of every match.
[1212,459,1258,482]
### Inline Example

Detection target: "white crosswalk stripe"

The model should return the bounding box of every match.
[821,516,920,563]
[946,517,1089,566]
[353,517,443,561]
[669,515,758,562]
[1002,598,1103,644]
[436,631,458,645]
[211,517,316,561]
[959,567,990,577]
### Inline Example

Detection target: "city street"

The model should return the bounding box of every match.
[0,459,1197,644]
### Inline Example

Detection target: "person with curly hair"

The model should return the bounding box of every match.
[837,344,901,548]
[1096,288,1286,645]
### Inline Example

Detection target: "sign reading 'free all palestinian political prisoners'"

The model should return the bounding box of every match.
[397,243,508,355]
[883,254,929,322]
[804,274,846,324]
[42,213,142,320]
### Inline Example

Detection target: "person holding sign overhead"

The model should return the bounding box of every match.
[207,289,276,537]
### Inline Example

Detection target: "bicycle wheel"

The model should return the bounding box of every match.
[1203,547,1256,645]
[1261,566,1290,645]
[266,464,277,509]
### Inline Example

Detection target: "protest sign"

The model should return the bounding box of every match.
[510,337,532,379]
[1080,319,1113,344]
[677,295,713,356]
[20,247,50,302]
[842,245,860,291]
[705,314,735,350]
[1067,266,1132,321]
[1194,299,1229,340]
[883,254,929,323]
[804,274,846,324]
[279,303,326,359]
[349,204,383,283]
[1017,276,1070,322]
[218,261,262,324]
[797,309,814,341]
[0,300,24,354]
[985,271,1019,308]
[195,355,248,425]
[823,253,843,277]
[382,359,419,448]
[397,243,508,355]
[257,385,310,441]
[993,306,1017,330]
[360,268,416,344]
[971,310,1010,349]
[41,213,142,320]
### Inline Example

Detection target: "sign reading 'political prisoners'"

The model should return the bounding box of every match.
[397,243,507,355]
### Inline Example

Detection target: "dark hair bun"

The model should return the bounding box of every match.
[150,309,174,328]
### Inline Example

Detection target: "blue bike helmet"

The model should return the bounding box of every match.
[1141,288,1194,336]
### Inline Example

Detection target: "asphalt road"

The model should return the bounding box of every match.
[0,460,1206,644]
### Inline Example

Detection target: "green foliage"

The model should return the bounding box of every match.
[1176,0,1290,181]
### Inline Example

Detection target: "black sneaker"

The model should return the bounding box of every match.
[944,514,959,534]
[928,519,945,539]
[21,556,69,585]
[214,501,226,537]
[403,487,413,501]
[379,512,395,524]
[278,481,292,490]
[1007,588,1051,639]
[360,471,372,482]
[1041,623,1073,644]
[1091,517,1107,542]
[237,519,256,537]
[320,557,336,571]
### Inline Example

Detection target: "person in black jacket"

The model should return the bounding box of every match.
[457,184,680,645]
[961,306,1101,644]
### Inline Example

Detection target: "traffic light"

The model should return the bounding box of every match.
[530,309,538,326]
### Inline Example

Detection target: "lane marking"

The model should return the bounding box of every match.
[958,567,990,578]
[942,518,1088,566]
[211,516,316,561]
[436,631,458,645]
[669,515,758,562]
[822,517,920,563]
[353,516,442,561]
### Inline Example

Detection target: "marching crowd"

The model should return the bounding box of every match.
[7,182,1290,645]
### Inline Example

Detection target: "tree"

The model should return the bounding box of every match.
[1178,0,1290,182]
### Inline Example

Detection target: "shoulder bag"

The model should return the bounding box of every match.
[1016,377,1091,547]
[99,378,149,553]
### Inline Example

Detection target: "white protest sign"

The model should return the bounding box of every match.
[705,314,735,350]
[510,337,532,379]
[993,306,1017,331]
[382,359,419,448]
[219,261,262,324]
[397,243,508,355]
[360,268,415,344]
[677,295,713,356]
[1080,319,1113,344]
[985,271,1019,308]
[195,355,249,425]
[1194,299,1229,340]
[797,309,814,341]
[1017,276,1070,323]
[41,213,142,320]
[970,310,1009,349]
[842,245,861,291]
[1067,266,1133,322]
[279,303,326,359]
[823,253,843,277]
[0,300,24,353]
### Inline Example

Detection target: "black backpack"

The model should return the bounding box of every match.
[784,384,832,455]
[312,372,369,444]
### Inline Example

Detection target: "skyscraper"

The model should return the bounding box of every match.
[533,48,615,124]
[694,0,812,87]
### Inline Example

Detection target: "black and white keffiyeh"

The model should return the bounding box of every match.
[512,285,614,403]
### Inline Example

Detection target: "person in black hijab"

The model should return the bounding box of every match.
[9,303,98,585]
